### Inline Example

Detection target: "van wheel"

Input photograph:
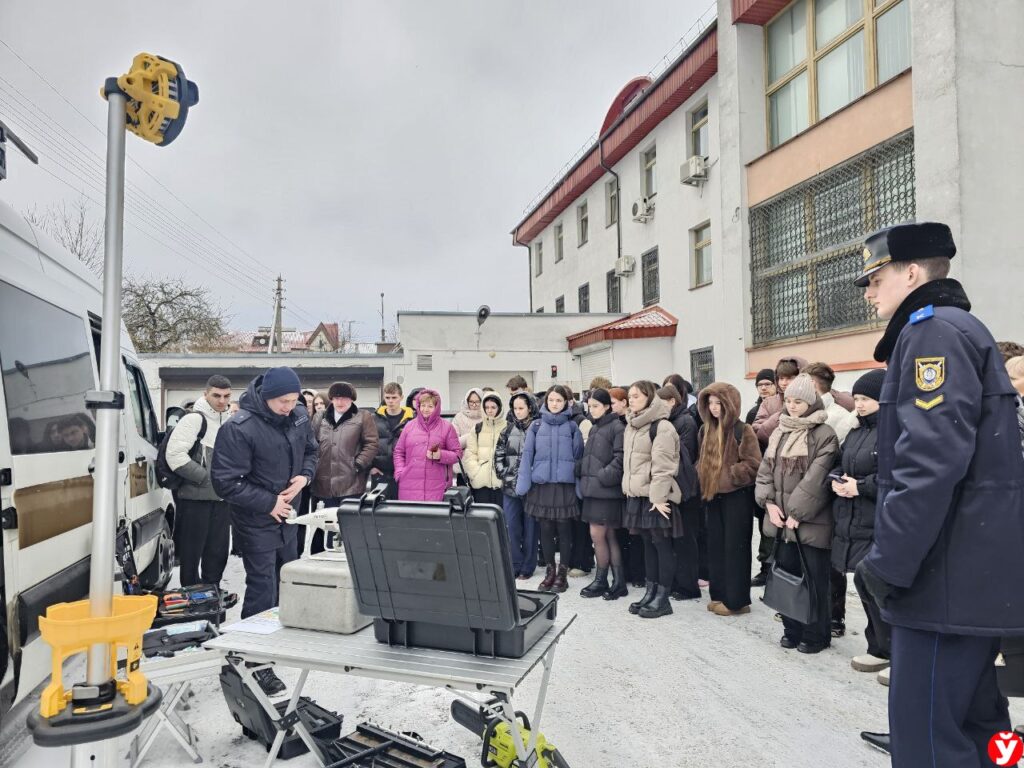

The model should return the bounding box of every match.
[139,518,174,591]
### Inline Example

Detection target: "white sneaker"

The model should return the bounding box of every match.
[877,666,891,687]
[567,568,588,578]
[852,654,890,673]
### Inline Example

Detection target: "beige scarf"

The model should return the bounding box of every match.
[765,410,828,473]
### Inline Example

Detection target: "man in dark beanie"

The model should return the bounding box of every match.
[212,366,317,695]
[746,368,777,587]
[745,369,776,426]
[853,221,1024,764]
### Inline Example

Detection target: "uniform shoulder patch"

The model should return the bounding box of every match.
[909,305,935,325]
[914,394,945,411]
[915,357,945,392]
[232,410,251,423]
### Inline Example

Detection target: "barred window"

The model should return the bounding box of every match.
[642,248,660,307]
[578,283,590,313]
[555,295,565,313]
[690,347,715,393]
[749,130,914,346]
[606,270,621,313]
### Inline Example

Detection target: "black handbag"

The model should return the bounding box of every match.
[763,530,818,625]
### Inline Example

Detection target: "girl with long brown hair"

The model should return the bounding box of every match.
[696,382,762,617]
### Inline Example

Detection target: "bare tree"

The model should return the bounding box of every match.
[122,275,228,353]
[24,198,104,276]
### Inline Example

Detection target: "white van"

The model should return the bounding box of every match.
[0,197,175,727]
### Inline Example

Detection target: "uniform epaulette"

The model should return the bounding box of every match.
[232,410,251,423]
[909,305,935,325]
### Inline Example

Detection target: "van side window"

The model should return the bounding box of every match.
[0,281,96,454]
[123,360,158,446]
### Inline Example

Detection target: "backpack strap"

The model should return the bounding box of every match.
[648,419,664,444]
[733,421,744,445]
[475,421,484,436]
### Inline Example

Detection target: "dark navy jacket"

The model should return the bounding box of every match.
[863,300,1024,636]
[211,376,318,552]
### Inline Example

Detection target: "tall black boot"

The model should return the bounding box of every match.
[603,566,628,601]
[629,580,657,615]
[639,585,674,619]
[580,567,609,598]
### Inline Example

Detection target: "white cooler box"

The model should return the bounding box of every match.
[278,551,371,634]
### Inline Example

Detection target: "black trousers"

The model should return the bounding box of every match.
[671,497,701,598]
[705,489,754,610]
[293,486,313,557]
[539,519,573,567]
[618,528,645,584]
[240,538,297,618]
[471,487,504,506]
[830,566,847,623]
[853,566,892,658]
[176,498,231,587]
[775,540,831,647]
[696,505,710,581]
[311,495,357,554]
[889,627,1009,768]
[369,472,398,499]
[569,518,594,571]
[752,506,774,566]
[642,532,676,587]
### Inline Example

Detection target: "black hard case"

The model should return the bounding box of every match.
[338,487,557,658]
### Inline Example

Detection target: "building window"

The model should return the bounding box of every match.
[691,102,709,158]
[577,202,589,246]
[641,248,659,307]
[555,295,565,314]
[578,283,590,313]
[692,222,712,287]
[690,347,715,393]
[554,223,564,263]
[749,130,914,345]
[605,180,618,227]
[766,0,912,147]
[534,241,543,276]
[642,145,657,198]
[606,270,621,313]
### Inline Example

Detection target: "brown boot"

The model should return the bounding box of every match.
[551,565,569,593]
[537,564,557,592]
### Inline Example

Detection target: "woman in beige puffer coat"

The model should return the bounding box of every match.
[463,392,504,506]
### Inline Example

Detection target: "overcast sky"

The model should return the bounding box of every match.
[0,0,710,340]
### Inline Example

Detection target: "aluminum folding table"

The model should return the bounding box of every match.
[129,648,225,766]
[204,615,576,768]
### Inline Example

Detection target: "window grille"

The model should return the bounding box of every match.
[606,270,621,313]
[578,283,590,313]
[642,248,660,306]
[690,347,715,393]
[749,130,914,346]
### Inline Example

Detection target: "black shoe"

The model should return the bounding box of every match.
[537,564,557,592]
[639,586,674,619]
[603,566,628,601]
[859,732,891,755]
[797,641,828,655]
[253,667,286,696]
[751,571,768,587]
[780,636,799,649]
[831,618,846,638]
[631,579,646,588]
[629,580,657,615]
[580,567,609,598]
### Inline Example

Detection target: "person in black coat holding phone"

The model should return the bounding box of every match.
[830,369,889,674]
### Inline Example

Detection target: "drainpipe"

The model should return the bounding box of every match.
[599,136,622,264]
[516,239,534,312]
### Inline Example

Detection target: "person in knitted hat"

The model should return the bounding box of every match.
[754,373,840,653]
[745,369,777,426]
[830,367,889,675]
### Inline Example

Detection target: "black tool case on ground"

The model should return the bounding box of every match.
[150,584,228,628]
[317,722,467,767]
[338,487,557,658]
[219,664,342,759]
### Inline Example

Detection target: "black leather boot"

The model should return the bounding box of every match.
[537,564,557,592]
[580,567,609,598]
[603,566,628,600]
[551,565,569,593]
[629,580,657,614]
[859,732,891,755]
[639,585,674,618]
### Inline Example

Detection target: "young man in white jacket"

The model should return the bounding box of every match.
[166,375,234,587]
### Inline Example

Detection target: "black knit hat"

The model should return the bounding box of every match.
[755,368,776,385]
[328,381,357,401]
[588,388,612,407]
[852,369,886,402]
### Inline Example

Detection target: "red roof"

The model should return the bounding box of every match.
[566,307,678,350]
[513,26,717,247]
[732,0,790,25]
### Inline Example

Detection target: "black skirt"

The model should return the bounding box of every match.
[525,483,579,521]
[580,497,624,526]
[623,496,685,538]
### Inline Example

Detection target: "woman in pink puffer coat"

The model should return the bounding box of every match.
[393,389,462,501]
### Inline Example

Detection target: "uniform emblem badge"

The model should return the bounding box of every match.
[862,247,872,264]
[915,357,945,392]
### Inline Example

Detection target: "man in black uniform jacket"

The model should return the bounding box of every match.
[854,222,1024,766]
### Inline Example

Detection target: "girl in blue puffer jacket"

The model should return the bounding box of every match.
[515,385,584,593]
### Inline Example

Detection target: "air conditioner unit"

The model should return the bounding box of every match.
[631,197,654,222]
[680,155,707,186]
[614,255,636,277]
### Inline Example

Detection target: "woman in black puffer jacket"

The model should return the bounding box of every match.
[577,389,626,600]
[830,369,889,673]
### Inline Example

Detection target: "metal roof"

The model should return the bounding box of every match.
[566,306,678,350]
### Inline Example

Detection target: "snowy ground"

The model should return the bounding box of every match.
[5,551,1023,768]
